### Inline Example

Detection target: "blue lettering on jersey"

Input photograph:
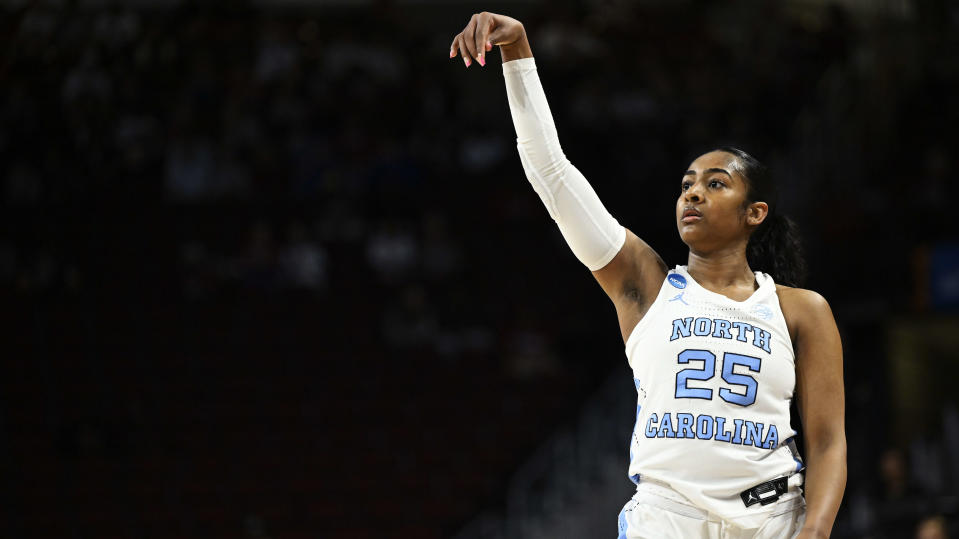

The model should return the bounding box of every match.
[715,417,732,442]
[696,415,713,439]
[668,273,687,289]
[693,317,711,336]
[752,327,772,354]
[763,424,780,449]
[644,413,780,449]
[670,317,693,341]
[731,321,753,343]
[676,413,695,438]
[645,413,659,438]
[712,319,733,339]
[743,421,764,446]
[731,418,745,445]
[657,413,676,438]
[669,316,773,354]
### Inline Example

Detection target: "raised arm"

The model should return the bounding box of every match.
[449,12,667,342]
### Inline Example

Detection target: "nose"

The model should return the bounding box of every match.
[684,181,703,202]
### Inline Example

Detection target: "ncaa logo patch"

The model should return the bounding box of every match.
[750,303,773,320]
[667,273,687,289]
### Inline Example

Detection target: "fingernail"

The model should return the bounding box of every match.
[478,56,486,67]
[464,56,471,67]
[450,49,455,58]
[486,41,492,51]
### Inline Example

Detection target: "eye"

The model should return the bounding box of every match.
[709,179,725,189]
[681,181,692,191]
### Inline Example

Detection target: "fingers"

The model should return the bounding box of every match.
[474,12,492,66]
[459,34,472,67]
[450,11,498,67]
[450,34,471,67]
[462,15,479,64]
[450,13,494,68]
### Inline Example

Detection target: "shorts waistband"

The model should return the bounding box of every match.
[634,476,804,521]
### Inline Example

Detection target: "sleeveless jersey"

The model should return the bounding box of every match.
[625,265,804,526]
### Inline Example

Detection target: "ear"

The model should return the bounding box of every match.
[746,201,769,227]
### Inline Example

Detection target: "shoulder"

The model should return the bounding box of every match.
[776,284,831,313]
[775,284,835,343]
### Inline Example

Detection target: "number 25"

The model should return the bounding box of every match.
[675,349,761,407]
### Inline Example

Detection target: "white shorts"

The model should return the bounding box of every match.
[616,479,806,539]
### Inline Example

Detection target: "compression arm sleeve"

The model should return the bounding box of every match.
[503,57,626,271]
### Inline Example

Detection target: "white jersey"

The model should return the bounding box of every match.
[625,265,804,527]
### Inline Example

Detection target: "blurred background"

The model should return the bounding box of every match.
[1,0,957,537]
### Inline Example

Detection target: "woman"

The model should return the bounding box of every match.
[450,11,846,539]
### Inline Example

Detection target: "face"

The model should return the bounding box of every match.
[676,151,767,252]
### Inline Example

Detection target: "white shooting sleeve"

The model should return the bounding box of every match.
[503,57,626,271]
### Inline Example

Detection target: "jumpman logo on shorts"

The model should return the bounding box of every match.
[669,292,689,305]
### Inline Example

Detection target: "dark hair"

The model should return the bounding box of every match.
[714,146,808,288]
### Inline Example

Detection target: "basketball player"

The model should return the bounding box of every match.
[450,12,846,539]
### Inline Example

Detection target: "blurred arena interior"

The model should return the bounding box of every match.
[1,0,957,537]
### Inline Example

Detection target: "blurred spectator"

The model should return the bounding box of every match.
[420,213,462,279]
[381,284,437,349]
[279,222,328,291]
[366,221,418,284]
[916,515,950,539]
[165,136,217,200]
[877,448,927,538]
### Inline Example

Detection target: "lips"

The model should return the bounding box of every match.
[681,207,702,223]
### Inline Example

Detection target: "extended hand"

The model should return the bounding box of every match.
[449,12,529,67]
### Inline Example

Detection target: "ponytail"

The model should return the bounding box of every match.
[746,213,807,288]
[713,146,808,288]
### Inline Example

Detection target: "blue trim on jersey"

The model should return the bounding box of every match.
[629,403,641,461]
[617,502,629,539]
[786,436,805,472]
[628,380,642,476]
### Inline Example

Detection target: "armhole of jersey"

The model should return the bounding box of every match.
[624,278,671,362]
[771,286,797,366]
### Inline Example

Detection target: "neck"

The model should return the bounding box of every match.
[686,243,754,290]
